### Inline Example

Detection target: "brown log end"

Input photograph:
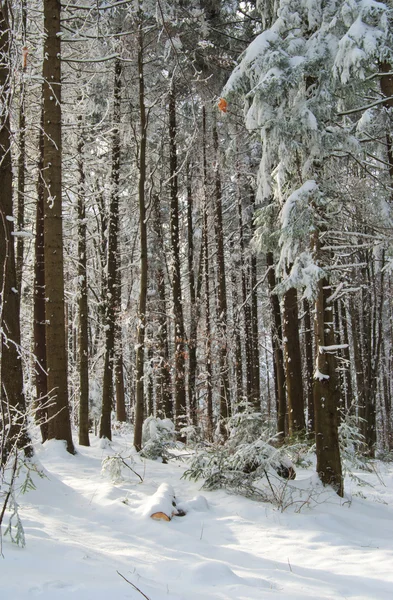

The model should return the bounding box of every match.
[150,512,171,521]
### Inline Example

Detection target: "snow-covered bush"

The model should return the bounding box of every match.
[101,452,143,484]
[339,414,372,473]
[140,417,178,462]
[183,411,296,504]
[1,456,42,549]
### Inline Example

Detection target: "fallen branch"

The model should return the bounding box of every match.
[117,571,151,600]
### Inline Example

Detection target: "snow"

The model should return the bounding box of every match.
[2,434,393,600]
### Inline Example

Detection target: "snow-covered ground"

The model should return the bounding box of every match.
[2,434,393,600]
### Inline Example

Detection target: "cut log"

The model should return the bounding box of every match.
[151,511,171,521]
[146,483,186,521]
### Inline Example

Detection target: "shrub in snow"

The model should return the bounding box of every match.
[183,411,296,504]
[140,417,178,463]
[338,413,372,474]
[101,452,143,484]
[1,456,43,549]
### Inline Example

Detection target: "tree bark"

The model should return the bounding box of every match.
[212,123,230,427]
[266,252,286,439]
[16,0,27,292]
[100,59,122,440]
[313,231,343,496]
[77,125,90,447]
[0,1,32,463]
[42,0,74,453]
[134,13,148,452]
[168,85,187,433]
[34,118,48,442]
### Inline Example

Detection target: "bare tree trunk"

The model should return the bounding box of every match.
[313,231,342,496]
[237,188,253,408]
[42,0,74,453]
[283,286,305,436]
[100,59,122,440]
[230,253,243,411]
[168,85,187,433]
[266,252,286,439]
[34,119,48,442]
[16,0,27,292]
[212,123,230,428]
[0,1,32,462]
[77,124,90,447]
[303,298,314,433]
[186,165,198,425]
[133,13,148,452]
[152,193,172,419]
[202,107,213,440]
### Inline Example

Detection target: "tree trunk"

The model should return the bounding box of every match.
[133,13,148,452]
[313,230,343,496]
[77,125,90,447]
[186,165,198,426]
[0,1,32,463]
[266,252,286,439]
[212,123,230,428]
[202,107,213,440]
[152,193,172,419]
[303,298,314,433]
[100,59,123,439]
[34,118,48,442]
[283,285,305,436]
[16,0,27,292]
[168,85,187,433]
[42,0,74,453]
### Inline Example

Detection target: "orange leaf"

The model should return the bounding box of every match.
[218,97,228,113]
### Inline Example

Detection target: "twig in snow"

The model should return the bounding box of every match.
[117,571,151,600]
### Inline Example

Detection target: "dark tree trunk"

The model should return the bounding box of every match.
[16,0,27,292]
[134,15,148,452]
[42,0,74,453]
[237,187,254,408]
[212,123,230,428]
[77,126,90,447]
[100,60,122,440]
[313,229,342,496]
[152,193,172,419]
[168,86,187,433]
[34,119,48,442]
[303,298,314,433]
[266,252,286,439]
[202,107,213,440]
[0,1,32,462]
[283,285,305,436]
[186,165,198,426]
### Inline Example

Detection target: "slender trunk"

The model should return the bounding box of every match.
[341,301,353,412]
[212,123,230,427]
[283,285,305,436]
[34,118,48,442]
[237,187,253,407]
[266,252,286,439]
[202,107,213,440]
[0,1,32,462]
[100,60,122,440]
[133,15,148,452]
[230,255,243,411]
[168,85,187,432]
[187,165,198,425]
[77,125,90,447]
[152,193,172,419]
[313,232,342,496]
[303,298,314,433]
[16,0,27,292]
[42,0,74,453]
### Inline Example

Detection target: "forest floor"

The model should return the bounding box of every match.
[2,431,393,600]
